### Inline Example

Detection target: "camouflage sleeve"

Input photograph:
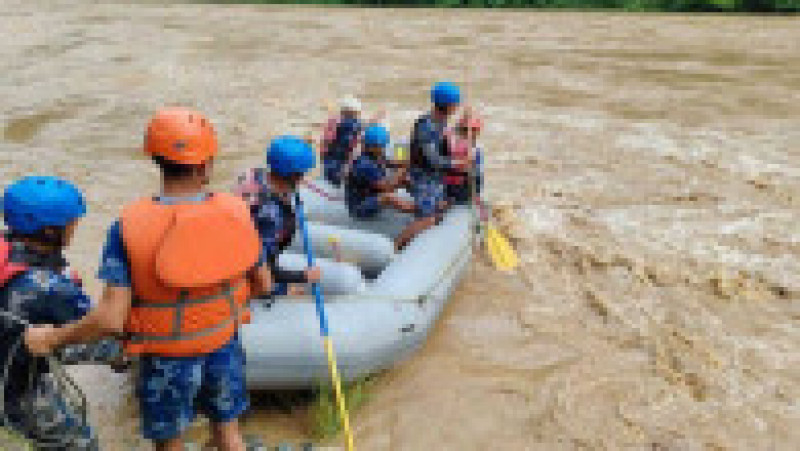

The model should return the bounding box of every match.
[414,120,452,171]
[57,338,124,366]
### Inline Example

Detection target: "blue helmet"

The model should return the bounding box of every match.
[266,135,316,177]
[3,176,87,234]
[431,81,461,107]
[363,125,390,149]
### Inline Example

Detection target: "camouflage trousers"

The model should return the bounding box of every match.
[1,340,121,451]
[2,374,98,450]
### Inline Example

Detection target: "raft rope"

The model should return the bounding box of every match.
[0,310,89,448]
[295,192,355,451]
[302,181,343,202]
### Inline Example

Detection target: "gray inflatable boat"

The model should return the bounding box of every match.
[241,180,477,389]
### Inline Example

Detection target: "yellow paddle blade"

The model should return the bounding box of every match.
[486,223,518,271]
[394,144,408,161]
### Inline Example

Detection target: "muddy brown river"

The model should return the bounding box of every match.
[1,1,799,450]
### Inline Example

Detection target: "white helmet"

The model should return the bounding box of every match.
[339,95,362,113]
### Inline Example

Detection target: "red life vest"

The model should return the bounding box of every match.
[444,129,471,186]
[0,237,27,287]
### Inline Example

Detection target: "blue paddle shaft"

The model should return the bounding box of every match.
[294,192,330,336]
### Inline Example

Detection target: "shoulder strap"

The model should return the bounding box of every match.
[0,237,27,287]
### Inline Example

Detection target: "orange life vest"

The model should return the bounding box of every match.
[121,193,261,356]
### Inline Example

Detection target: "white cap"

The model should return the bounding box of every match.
[339,95,362,113]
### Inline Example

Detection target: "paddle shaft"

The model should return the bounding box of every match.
[294,192,355,451]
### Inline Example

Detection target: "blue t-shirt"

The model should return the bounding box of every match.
[410,112,450,181]
[233,168,306,297]
[345,153,387,206]
[97,194,265,288]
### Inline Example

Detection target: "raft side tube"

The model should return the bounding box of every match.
[242,207,476,389]
[299,181,413,239]
[277,253,366,296]
[366,207,474,300]
[242,301,425,389]
[288,222,395,274]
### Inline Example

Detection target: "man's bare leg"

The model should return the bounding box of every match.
[155,438,184,451]
[395,216,437,251]
[380,193,415,214]
[211,419,246,451]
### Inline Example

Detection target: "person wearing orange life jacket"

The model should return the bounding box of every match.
[24,108,271,451]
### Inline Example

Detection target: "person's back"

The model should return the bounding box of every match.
[345,151,388,218]
[322,97,363,187]
[233,136,322,298]
[23,108,272,451]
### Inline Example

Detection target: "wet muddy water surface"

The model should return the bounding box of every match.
[1,2,798,449]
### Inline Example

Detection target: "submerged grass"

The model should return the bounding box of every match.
[309,376,374,440]
[0,427,33,450]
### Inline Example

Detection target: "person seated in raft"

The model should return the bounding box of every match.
[234,136,322,297]
[345,125,415,221]
[320,96,364,187]
[23,108,273,451]
[1,176,124,451]
[444,110,485,205]
[320,96,386,187]
[397,81,462,250]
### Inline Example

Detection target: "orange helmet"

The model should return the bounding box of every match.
[144,107,217,165]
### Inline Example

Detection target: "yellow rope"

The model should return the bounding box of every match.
[324,338,355,451]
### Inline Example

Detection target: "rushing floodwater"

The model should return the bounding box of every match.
[1,1,798,449]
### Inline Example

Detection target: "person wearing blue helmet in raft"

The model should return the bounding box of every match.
[345,124,415,223]
[233,136,322,297]
[397,81,462,250]
[1,176,123,450]
[320,96,387,187]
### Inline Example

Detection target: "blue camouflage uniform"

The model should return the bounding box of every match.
[345,153,388,219]
[97,194,257,441]
[323,116,362,187]
[408,112,451,218]
[1,240,121,450]
[234,169,307,297]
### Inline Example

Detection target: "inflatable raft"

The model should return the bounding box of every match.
[241,180,477,389]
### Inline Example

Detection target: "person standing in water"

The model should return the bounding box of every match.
[233,135,321,298]
[397,81,462,250]
[1,176,123,450]
[23,108,271,451]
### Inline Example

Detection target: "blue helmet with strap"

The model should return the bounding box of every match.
[363,125,390,149]
[3,176,87,234]
[266,135,317,177]
[431,81,461,107]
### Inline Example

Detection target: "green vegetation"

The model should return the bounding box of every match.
[206,0,800,12]
[0,427,33,450]
[309,377,373,440]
